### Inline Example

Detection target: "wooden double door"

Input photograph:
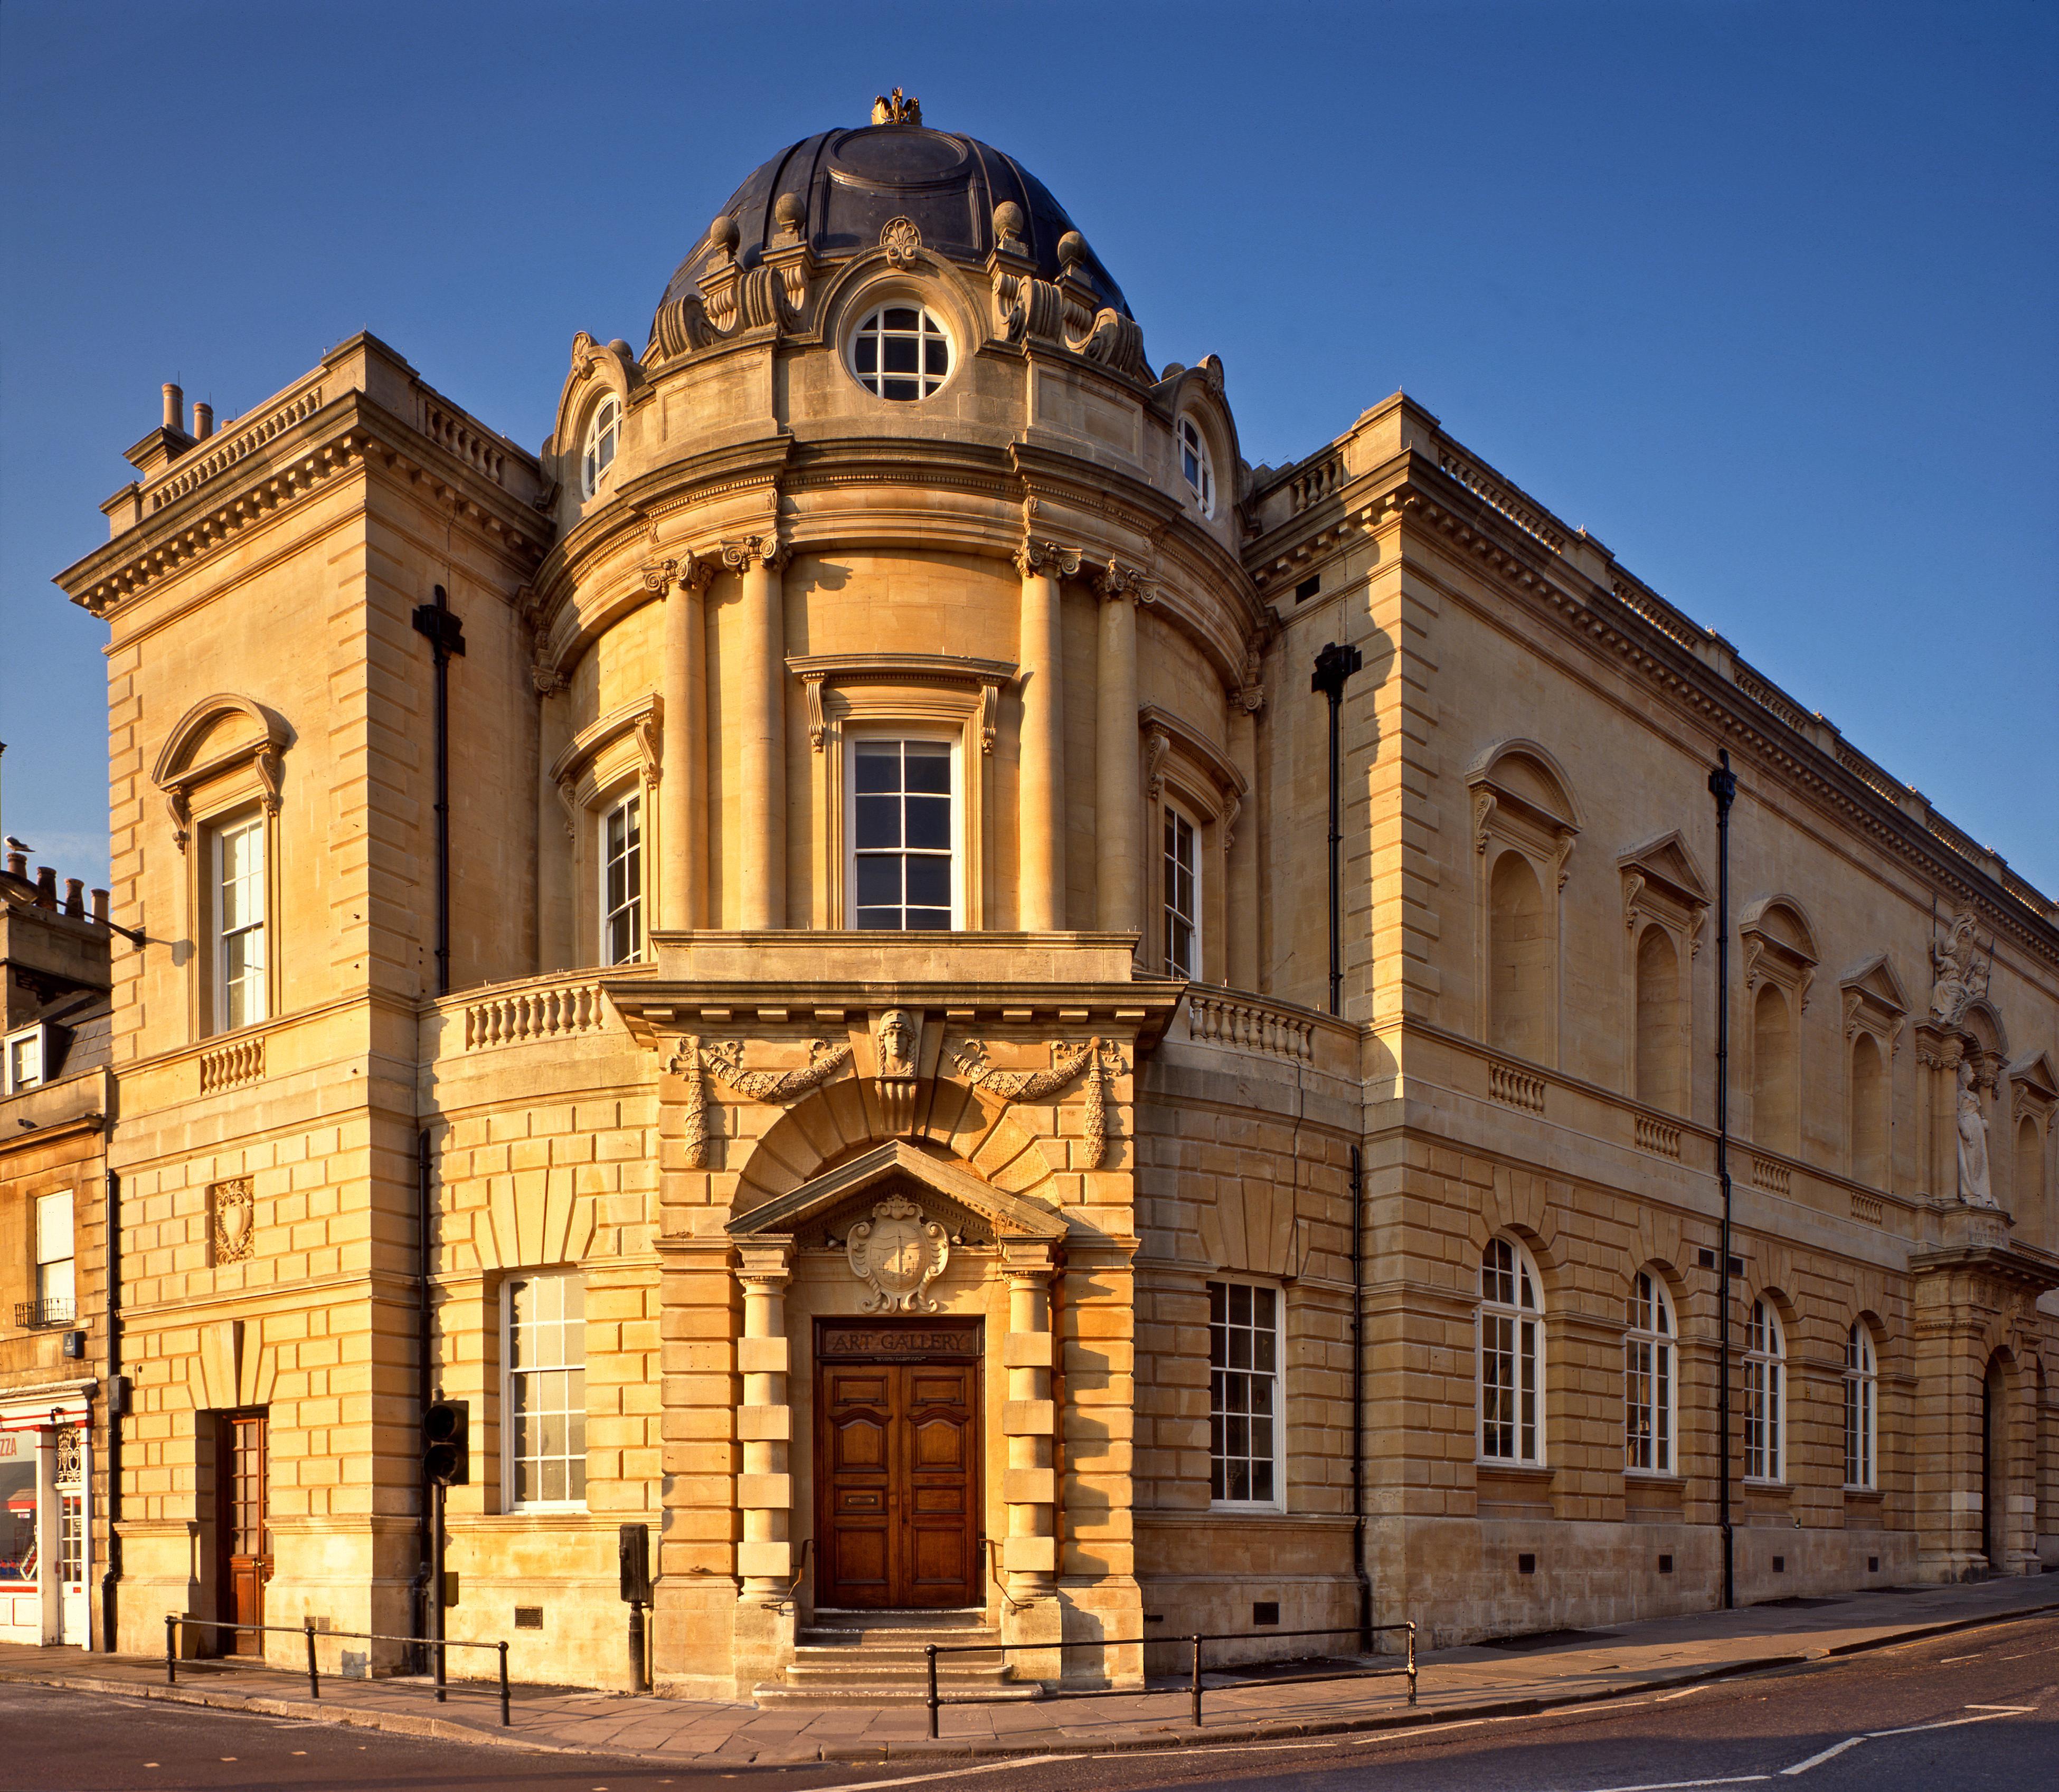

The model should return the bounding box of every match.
[214,1409,270,1654]
[815,1321,980,1609]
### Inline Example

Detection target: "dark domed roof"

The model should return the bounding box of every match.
[658,124,1130,321]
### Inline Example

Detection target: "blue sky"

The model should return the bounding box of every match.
[2,0,2053,897]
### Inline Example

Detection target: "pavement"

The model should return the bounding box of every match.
[1,1575,2053,1766]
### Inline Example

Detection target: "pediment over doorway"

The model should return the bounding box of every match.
[725,1139,1069,1247]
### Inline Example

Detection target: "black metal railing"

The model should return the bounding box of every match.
[14,1297,75,1330]
[922,1620,1417,1739]
[164,1614,511,1725]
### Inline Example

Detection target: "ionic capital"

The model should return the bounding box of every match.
[1095,558,1149,603]
[1014,538,1081,581]
[722,533,790,576]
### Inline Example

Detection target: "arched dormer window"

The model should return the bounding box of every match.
[581,393,620,499]
[1178,415,1215,517]
[1478,1236,1544,1465]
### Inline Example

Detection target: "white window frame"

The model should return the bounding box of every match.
[847,302,953,401]
[212,811,268,1034]
[1163,802,1199,979]
[35,1189,76,1320]
[1208,1277,1284,1510]
[1177,415,1215,517]
[502,1270,588,1513]
[1624,1269,1676,1475]
[600,791,644,966]
[1745,1298,1786,1484]
[844,729,964,931]
[580,393,619,499]
[1478,1236,1545,1466]
[1844,1322,1877,1491]
[2,1023,45,1094]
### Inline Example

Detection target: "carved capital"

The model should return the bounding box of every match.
[1014,538,1082,581]
[1096,558,1148,603]
[722,533,790,576]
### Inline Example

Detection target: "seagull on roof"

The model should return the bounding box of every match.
[3,836,30,854]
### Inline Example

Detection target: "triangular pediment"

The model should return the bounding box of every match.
[1616,831,1711,909]
[1840,953,1910,1017]
[2009,1049,2058,1103]
[726,1140,1068,1244]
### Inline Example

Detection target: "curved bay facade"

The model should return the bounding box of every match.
[48,106,2059,1694]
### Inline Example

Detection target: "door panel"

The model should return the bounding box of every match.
[214,1411,269,1655]
[816,1326,979,1609]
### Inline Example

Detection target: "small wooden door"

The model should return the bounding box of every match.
[216,1411,270,1654]
[816,1322,979,1609]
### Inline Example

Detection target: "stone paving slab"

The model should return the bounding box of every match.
[2,1575,2053,1764]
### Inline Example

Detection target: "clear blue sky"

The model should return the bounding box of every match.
[3,0,2053,897]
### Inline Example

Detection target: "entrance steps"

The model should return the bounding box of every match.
[754,1608,1038,1705]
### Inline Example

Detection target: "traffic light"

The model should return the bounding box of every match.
[424,1398,469,1485]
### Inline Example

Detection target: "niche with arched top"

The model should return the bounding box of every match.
[1752,982,1799,1155]
[1489,848,1550,1061]
[1634,923,1687,1114]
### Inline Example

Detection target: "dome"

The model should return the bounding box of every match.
[656,121,1131,324]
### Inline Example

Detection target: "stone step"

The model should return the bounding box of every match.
[754,1679,1044,1707]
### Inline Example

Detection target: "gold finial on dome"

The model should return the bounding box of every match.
[871,87,922,126]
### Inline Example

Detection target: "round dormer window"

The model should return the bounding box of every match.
[580,394,620,499]
[1178,416,1215,518]
[849,305,951,401]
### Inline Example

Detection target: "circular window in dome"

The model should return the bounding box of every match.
[849,305,951,401]
[1178,415,1215,518]
[581,394,620,499]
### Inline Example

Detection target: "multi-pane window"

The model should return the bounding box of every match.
[1479,1237,1542,1464]
[1208,1280,1280,1505]
[214,815,267,1031]
[850,305,951,401]
[1745,1298,1785,1482]
[35,1190,75,1322]
[581,394,619,498]
[3,1025,43,1093]
[1163,806,1198,978]
[851,738,955,930]
[59,1493,83,1585]
[1178,416,1214,516]
[1625,1269,1675,1474]
[601,795,643,965]
[507,1273,587,1509]
[1844,1322,1877,1490]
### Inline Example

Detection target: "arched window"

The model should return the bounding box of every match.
[1625,1269,1676,1474]
[1844,1322,1877,1490]
[1635,924,1686,1113]
[1850,1032,1888,1187]
[1752,984,1798,1155]
[849,304,951,401]
[1478,1237,1543,1465]
[1489,851,1548,1061]
[1177,415,1215,517]
[1745,1298,1785,1482]
[580,393,619,499]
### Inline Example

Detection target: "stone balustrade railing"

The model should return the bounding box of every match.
[199,1034,266,1094]
[1183,987,1320,1063]
[459,978,611,1051]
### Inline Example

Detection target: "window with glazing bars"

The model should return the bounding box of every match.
[1745,1299,1784,1482]
[1164,806,1198,978]
[1208,1280,1279,1504]
[852,739,954,929]
[602,795,643,965]
[1625,1270,1675,1473]
[215,815,267,1031]
[1844,1322,1876,1489]
[1479,1237,1541,1463]
[507,1273,587,1507]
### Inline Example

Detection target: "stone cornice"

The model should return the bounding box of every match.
[56,387,551,621]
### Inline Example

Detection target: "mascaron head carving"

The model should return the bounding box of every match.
[878,1009,919,1079]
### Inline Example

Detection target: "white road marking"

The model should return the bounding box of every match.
[1865,1709,2029,1738]
[1935,1653,1984,1664]
[1964,1703,2037,1711]
[1656,1684,1713,1701]
[826,1756,1067,1792]
[1569,1777,1770,1791]
[1778,1737,1864,1775]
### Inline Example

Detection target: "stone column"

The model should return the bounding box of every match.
[1094,564,1145,936]
[1015,542,1076,931]
[658,555,714,931]
[734,1243,795,1604]
[725,535,788,930]
[1000,1241,1062,1676]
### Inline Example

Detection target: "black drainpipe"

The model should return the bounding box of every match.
[411,584,465,998]
[100,1167,121,1652]
[1708,748,1737,1611]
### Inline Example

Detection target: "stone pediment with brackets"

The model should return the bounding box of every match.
[727,1139,1069,1249]
[1618,830,1711,952]
[1840,953,1911,1053]
[2009,1049,2058,1132]
[1740,895,1820,1011]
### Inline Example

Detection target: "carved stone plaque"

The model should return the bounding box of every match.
[846,1194,948,1313]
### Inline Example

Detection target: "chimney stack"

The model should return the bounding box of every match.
[34,866,58,909]
[163,382,185,434]
[193,401,214,440]
[63,878,86,918]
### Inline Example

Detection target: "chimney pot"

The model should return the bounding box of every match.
[193,402,214,440]
[34,866,58,909]
[91,888,109,923]
[163,382,185,434]
[63,878,86,917]
[4,851,23,881]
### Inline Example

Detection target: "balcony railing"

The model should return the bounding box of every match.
[15,1297,75,1330]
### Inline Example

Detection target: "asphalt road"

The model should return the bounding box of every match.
[1,1611,2052,1792]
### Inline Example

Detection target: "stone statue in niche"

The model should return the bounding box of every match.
[847,1194,949,1313]
[1957,1057,1996,1208]
[1930,907,1989,1027]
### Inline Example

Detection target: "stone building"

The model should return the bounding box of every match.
[1,844,114,1646]
[46,99,2058,1695]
